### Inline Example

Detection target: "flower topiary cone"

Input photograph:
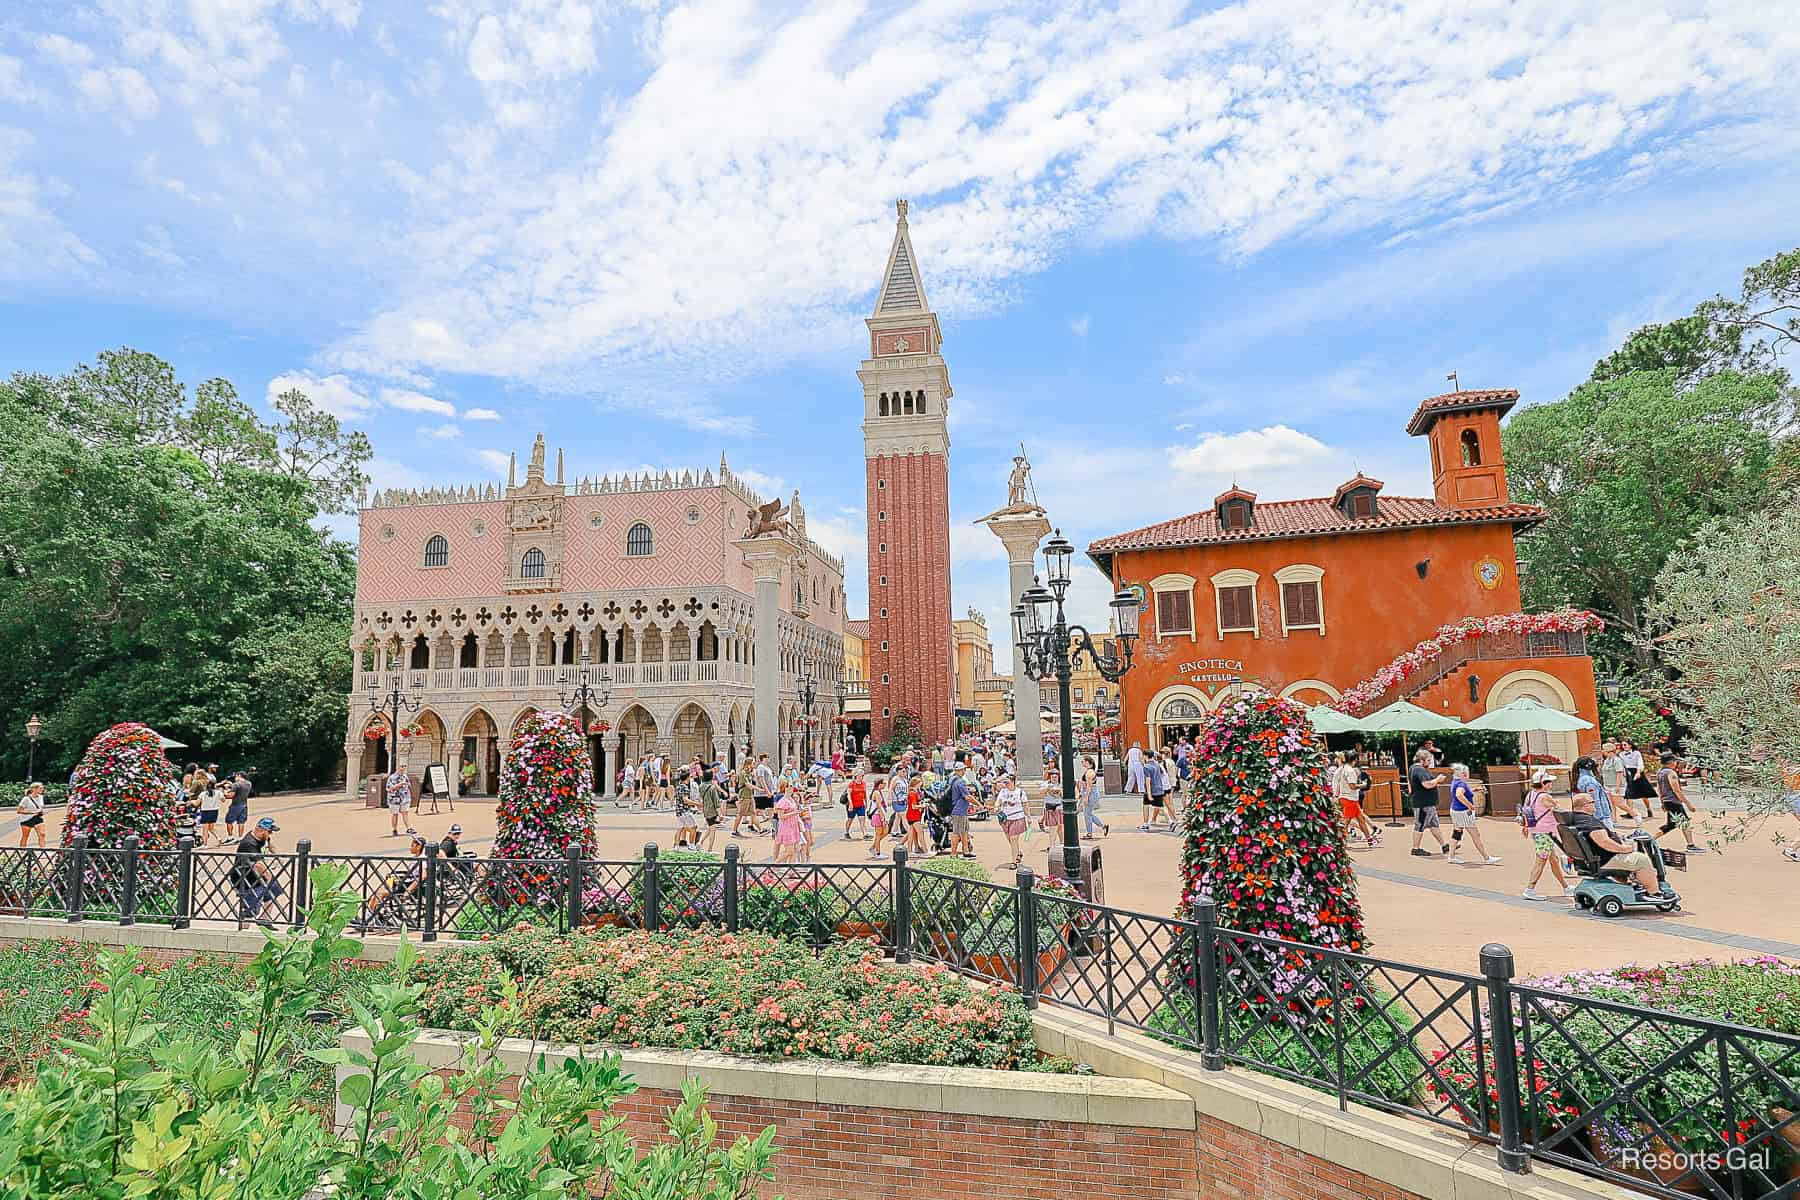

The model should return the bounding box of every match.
[492,709,597,863]
[1178,694,1366,1018]
[61,722,183,851]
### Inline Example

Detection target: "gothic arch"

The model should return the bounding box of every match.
[671,703,715,765]
[617,704,659,763]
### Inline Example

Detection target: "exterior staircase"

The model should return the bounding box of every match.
[1346,628,1589,715]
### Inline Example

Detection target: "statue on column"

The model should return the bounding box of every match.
[978,445,1045,522]
[744,498,790,538]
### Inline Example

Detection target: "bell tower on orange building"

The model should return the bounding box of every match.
[1406,388,1518,511]
[859,200,954,744]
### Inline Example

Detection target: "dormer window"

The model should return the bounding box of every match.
[1213,486,1257,532]
[1332,474,1384,520]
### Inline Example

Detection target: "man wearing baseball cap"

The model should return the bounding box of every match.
[231,817,284,930]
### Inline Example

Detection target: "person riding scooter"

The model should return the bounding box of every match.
[1566,809,1672,898]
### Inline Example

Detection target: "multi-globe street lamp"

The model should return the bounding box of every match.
[1013,530,1141,887]
[799,662,818,766]
[25,714,43,784]
[557,653,612,739]
[369,679,421,780]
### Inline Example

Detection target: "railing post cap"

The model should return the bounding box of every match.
[642,841,659,859]
[724,843,740,862]
[1479,943,1515,977]
[1016,865,1034,886]
[892,847,908,864]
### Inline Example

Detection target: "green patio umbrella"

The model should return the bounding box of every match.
[151,731,187,751]
[1356,700,1463,827]
[1305,704,1364,734]
[1463,696,1593,732]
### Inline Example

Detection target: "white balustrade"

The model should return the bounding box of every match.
[698,662,719,682]
[642,664,664,684]
[458,668,479,689]
[433,670,454,690]
[669,662,691,683]
[483,668,504,688]
[508,668,529,688]
[611,664,637,685]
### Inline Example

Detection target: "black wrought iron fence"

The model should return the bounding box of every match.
[1,836,1793,1199]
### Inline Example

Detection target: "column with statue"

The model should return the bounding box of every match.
[978,448,1051,785]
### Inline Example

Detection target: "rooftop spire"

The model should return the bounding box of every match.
[874,198,929,316]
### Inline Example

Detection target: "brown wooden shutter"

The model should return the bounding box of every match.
[1283,581,1321,628]
[1157,590,1190,635]
[1220,585,1253,631]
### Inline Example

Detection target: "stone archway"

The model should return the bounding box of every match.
[459,708,500,795]
[1145,684,1210,750]
[1279,679,1342,705]
[1488,670,1581,765]
[359,711,392,774]
[404,709,449,776]
[672,703,715,766]
[618,705,659,765]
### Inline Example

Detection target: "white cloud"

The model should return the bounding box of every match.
[383,388,456,417]
[1163,373,1192,387]
[367,457,426,491]
[420,422,462,439]
[76,66,160,120]
[1069,315,1090,338]
[950,520,1008,566]
[732,468,785,496]
[462,407,501,420]
[1165,425,1335,482]
[267,370,372,418]
[476,449,513,475]
[35,34,93,68]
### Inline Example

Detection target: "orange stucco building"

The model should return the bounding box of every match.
[1087,390,1600,762]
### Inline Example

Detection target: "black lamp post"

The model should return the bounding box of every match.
[369,680,421,778]
[558,653,612,739]
[1014,530,1141,887]
[25,714,42,784]
[834,678,846,755]
[799,662,818,766]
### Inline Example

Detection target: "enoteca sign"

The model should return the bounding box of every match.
[1178,658,1244,683]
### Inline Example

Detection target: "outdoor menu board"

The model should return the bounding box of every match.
[425,762,450,799]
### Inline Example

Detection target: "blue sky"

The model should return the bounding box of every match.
[3,1,1798,655]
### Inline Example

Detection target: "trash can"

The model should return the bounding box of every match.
[1046,844,1104,905]
[1103,760,1123,795]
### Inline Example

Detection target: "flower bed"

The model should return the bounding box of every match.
[409,925,1062,1070]
[0,939,380,1104]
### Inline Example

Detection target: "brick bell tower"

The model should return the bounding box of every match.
[860,199,954,745]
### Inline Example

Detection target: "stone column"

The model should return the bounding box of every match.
[610,733,626,794]
[735,533,799,762]
[445,746,462,804]
[982,510,1052,784]
[345,744,364,798]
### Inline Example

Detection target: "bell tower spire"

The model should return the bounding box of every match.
[859,199,954,745]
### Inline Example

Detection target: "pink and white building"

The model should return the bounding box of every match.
[345,435,846,797]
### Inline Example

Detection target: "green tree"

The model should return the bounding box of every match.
[1591,246,1800,385]
[1645,500,1800,840]
[1596,694,1669,748]
[0,349,366,789]
[1503,368,1785,665]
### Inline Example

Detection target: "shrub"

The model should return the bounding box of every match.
[642,848,723,927]
[410,925,1044,1070]
[909,855,1001,940]
[491,710,596,866]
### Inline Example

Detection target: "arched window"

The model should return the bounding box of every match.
[1460,428,1482,466]
[423,534,449,568]
[520,548,546,579]
[879,393,889,416]
[916,391,928,413]
[625,522,654,556]
[903,391,914,414]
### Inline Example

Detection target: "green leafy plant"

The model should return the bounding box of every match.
[1597,693,1670,748]
[908,855,999,941]
[0,866,784,1198]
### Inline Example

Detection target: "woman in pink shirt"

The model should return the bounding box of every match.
[773,787,803,864]
[1520,769,1570,901]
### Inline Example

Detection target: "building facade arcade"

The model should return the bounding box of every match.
[345,436,845,798]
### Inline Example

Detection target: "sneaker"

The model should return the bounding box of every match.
[1410,848,1433,857]
[1484,856,1502,865]
[1521,888,1544,901]
[1686,844,1708,854]
[1782,847,1800,863]
[1449,855,1466,864]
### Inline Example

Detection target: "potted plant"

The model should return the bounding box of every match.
[961,875,1081,987]
[908,856,996,963]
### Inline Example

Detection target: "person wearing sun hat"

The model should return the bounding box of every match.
[231,817,284,930]
[1519,769,1569,901]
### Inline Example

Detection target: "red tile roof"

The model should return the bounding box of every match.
[1405,389,1519,436]
[1087,495,1544,570]
[844,619,870,639]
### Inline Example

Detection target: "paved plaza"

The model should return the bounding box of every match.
[11,787,1795,976]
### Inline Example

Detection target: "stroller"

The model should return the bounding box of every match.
[1553,813,1683,918]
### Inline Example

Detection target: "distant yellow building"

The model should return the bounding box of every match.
[844,619,870,750]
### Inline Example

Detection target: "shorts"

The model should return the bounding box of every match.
[1146,793,1165,808]
[1451,809,1479,829]
[20,814,43,829]
[951,815,970,836]
[848,805,866,818]
[236,878,285,918]
[226,803,249,824]
[1340,798,1362,821]
[754,795,774,811]
[1003,817,1026,837]
[678,813,699,829]
[199,811,219,825]
[1605,850,1651,874]
[1531,833,1558,857]
[1413,805,1441,831]
[705,814,721,827]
